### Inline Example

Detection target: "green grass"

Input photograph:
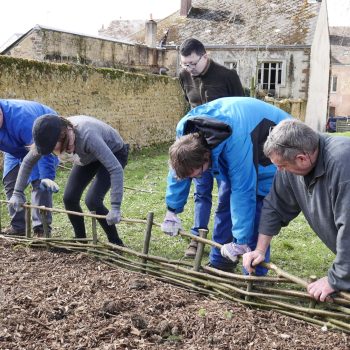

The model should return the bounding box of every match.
[2,131,347,280]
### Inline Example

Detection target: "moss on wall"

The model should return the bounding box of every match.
[0,55,187,148]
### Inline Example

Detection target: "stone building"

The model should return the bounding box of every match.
[328,26,350,118]
[0,0,332,129]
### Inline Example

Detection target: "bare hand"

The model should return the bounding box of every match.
[307,276,335,302]
[242,250,265,274]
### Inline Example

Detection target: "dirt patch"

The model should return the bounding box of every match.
[0,239,348,350]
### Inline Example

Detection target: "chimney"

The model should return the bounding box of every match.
[145,16,157,48]
[180,0,192,16]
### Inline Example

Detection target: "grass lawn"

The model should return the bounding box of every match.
[2,131,347,282]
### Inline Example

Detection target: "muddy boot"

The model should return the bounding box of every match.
[2,226,25,236]
[184,239,198,258]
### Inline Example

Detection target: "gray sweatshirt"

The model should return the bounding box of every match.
[259,134,350,291]
[15,115,125,208]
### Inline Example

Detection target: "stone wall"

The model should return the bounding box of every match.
[0,55,187,148]
[4,27,167,73]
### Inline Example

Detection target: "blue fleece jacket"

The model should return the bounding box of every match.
[0,99,58,181]
[166,97,291,244]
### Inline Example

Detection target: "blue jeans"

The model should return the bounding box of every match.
[191,169,214,236]
[194,175,270,275]
[3,165,53,232]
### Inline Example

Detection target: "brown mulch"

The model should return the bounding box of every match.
[0,239,349,350]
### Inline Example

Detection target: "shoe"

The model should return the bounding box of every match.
[184,239,198,258]
[220,243,251,263]
[33,227,45,238]
[1,226,25,236]
[205,262,237,273]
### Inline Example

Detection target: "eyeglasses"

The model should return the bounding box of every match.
[181,55,203,70]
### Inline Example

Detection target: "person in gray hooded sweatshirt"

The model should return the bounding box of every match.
[9,114,128,245]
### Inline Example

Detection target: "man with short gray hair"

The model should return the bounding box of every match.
[243,119,350,301]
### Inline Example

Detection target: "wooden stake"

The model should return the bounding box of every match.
[141,212,154,273]
[193,229,208,272]
[25,204,32,238]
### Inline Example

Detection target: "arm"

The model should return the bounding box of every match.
[327,180,350,292]
[227,69,244,97]
[243,233,273,273]
[14,149,42,192]
[9,148,41,212]
[88,138,124,210]
[37,154,59,180]
[165,169,191,214]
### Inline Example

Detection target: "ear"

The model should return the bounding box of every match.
[295,153,308,163]
[204,151,211,162]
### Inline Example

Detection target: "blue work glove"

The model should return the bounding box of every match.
[40,179,60,193]
[161,210,182,236]
[8,190,26,212]
[106,208,121,225]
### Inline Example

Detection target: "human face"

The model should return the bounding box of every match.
[269,152,313,176]
[188,161,210,178]
[180,52,207,76]
[52,141,63,156]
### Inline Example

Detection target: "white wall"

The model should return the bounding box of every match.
[305,0,330,131]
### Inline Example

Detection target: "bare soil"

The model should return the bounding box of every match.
[0,239,349,350]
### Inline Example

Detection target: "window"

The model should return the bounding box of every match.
[224,61,238,72]
[257,62,283,95]
[331,76,337,93]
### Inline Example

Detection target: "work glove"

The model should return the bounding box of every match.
[106,208,121,225]
[8,190,26,212]
[161,210,182,236]
[40,179,60,193]
[220,242,251,263]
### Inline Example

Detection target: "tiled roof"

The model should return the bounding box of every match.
[98,20,145,41]
[130,0,320,46]
[330,26,350,65]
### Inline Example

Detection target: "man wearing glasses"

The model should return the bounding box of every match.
[162,97,290,273]
[243,119,350,300]
[178,38,244,258]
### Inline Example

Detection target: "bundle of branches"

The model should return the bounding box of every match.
[1,202,350,333]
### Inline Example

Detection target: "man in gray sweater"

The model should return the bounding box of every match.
[243,119,350,301]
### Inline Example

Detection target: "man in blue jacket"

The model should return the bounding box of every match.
[0,99,59,236]
[161,97,291,273]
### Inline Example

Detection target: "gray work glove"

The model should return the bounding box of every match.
[39,179,60,193]
[8,190,26,212]
[106,208,121,225]
[161,210,182,236]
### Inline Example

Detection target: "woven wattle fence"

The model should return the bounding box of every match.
[1,200,350,334]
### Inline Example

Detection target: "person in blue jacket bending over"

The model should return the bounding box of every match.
[161,97,291,273]
[0,99,59,236]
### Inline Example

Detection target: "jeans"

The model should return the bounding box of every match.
[195,175,270,275]
[3,165,53,232]
[191,169,214,236]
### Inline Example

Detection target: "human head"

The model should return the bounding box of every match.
[179,38,208,76]
[169,132,211,179]
[33,115,73,155]
[264,119,320,175]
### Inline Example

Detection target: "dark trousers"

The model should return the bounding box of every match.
[63,145,128,244]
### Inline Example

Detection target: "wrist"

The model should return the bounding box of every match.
[13,189,24,195]
[255,248,266,256]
